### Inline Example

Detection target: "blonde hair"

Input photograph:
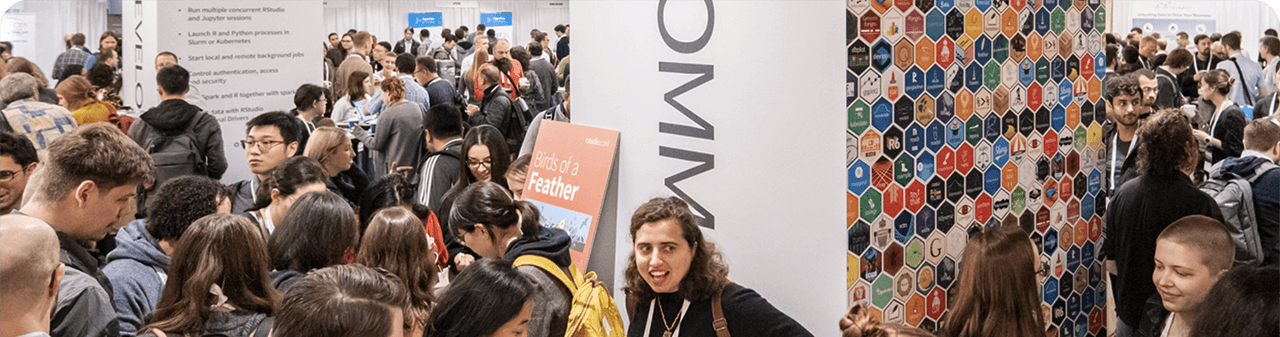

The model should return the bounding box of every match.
[303,127,349,175]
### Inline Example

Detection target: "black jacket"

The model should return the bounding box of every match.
[504,227,575,337]
[1102,173,1223,327]
[628,283,813,337]
[128,99,228,179]
[475,84,513,128]
[394,39,421,56]
[1206,103,1247,164]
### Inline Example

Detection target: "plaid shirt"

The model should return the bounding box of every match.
[2,99,78,150]
[51,47,90,80]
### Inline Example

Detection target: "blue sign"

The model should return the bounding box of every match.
[873,99,894,131]
[926,10,947,40]
[965,63,984,92]
[926,66,947,96]
[974,36,993,64]
[849,160,871,194]
[408,12,443,28]
[993,137,1010,167]
[985,165,1002,194]
[480,12,513,27]
[917,151,936,181]
[873,41,894,72]
[1020,59,1035,86]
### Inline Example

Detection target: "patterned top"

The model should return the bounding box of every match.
[51,47,90,80]
[3,99,78,150]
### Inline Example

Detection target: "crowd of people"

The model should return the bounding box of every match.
[3,18,1280,337]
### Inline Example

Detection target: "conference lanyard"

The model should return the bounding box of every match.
[1111,134,1121,191]
[643,298,691,337]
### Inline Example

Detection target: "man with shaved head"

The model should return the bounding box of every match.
[0,214,65,337]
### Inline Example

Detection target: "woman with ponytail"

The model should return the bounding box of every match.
[449,180,572,337]
[290,84,327,156]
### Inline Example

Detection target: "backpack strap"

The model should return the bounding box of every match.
[1249,162,1280,183]
[711,281,735,337]
[1227,58,1256,106]
[253,317,273,337]
[513,255,577,292]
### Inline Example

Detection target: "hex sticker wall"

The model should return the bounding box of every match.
[847,0,1107,333]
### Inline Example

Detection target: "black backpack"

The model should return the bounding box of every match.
[137,112,207,216]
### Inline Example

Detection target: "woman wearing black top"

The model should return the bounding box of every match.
[623,197,812,337]
[1193,69,1247,164]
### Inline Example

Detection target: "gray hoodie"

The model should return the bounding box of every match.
[103,220,171,337]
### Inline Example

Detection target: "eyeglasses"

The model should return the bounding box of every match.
[0,170,20,182]
[240,140,285,151]
[467,158,492,168]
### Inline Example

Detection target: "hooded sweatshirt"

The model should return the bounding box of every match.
[136,311,268,337]
[103,220,171,337]
[503,227,573,337]
[127,99,228,180]
[1216,151,1280,265]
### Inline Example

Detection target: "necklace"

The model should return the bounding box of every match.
[657,298,680,337]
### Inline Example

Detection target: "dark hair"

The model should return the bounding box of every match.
[358,174,417,234]
[443,34,458,44]
[416,56,438,75]
[245,111,302,148]
[1131,27,1143,34]
[396,53,416,74]
[554,24,567,34]
[1188,265,1280,337]
[449,181,542,246]
[486,29,496,39]
[291,84,325,116]
[448,125,511,197]
[275,264,411,337]
[1196,68,1236,96]
[146,175,230,241]
[420,29,430,39]
[1222,32,1242,50]
[1105,73,1142,102]
[0,131,37,167]
[35,124,152,204]
[346,71,371,102]
[528,42,543,57]
[94,50,115,65]
[1177,31,1189,39]
[1267,29,1279,37]
[252,156,328,211]
[357,207,438,330]
[941,225,1044,337]
[424,103,463,140]
[1137,109,1199,176]
[476,24,486,32]
[1165,48,1194,69]
[1262,37,1280,57]
[156,65,190,96]
[1105,44,1118,69]
[325,48,344,66]
[1210,33,1222,42]
[454,28,467,40]
[623,197,730,303]
[1195,34,1210,45]
[510,46,531,73]
[143,214,280,335]
[269,191,358,272]
[378,41,393,52]
[70,33,85,46]
[87,63,115,88]
[422,259,533,337]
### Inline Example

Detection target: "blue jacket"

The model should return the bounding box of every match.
[103,220,171,337]
[1219,152,1280,265]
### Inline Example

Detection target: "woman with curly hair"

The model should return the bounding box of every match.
[1103,109,1226,335]
[351,75,424,178]
[624,197,812,337]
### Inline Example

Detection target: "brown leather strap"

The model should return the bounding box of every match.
[712,282,732,337]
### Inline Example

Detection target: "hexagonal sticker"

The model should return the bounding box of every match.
[917,151,936,181]
[925,66,946,96]
[916,205,936,237]
[906,293,927,326]
[945,225,968,258]
[904,67,926,98]
[872,273,895,307]
[926,287,947,319]
[906,180,927,213]
[894,39,916,71]
[1051,57,1066,83]
[934,36,955,69]
[976,193,994,223]
[884,68,906,101]
[927,177,946,207]
[1001,9,1019,37]
[1050,7,1066,34]
[964,169,983,199]
[1011,186,1027,214]
[892,208,912,242]
[965,9,984,38]
[1027,33,1043,60]
[973,88,992,117]
[983,9,1001,37]
[861,188,884,223]
[850,160,872,194]
[937,256,957,289]
[883,10,906,42]
[926,9,947,40]
[1027,82,1043,111]
[1066,7,1081,32]
[906,238,925,268]
[982,115,1000,143]
[1036,57,1052,84]
[848,131,860,167]
[945,9,966,40]
[885,242,906,276]
[872,40,894,72]
[1019,109,1036,136]
[925,231,945,264]
[975,35,993,65]
[895,154,916,186]
[926,121,945,153]
[1043,81,1058,108]
[873,157,894,190]
[1001,59,1019,87]
[872,214,893,248]
[885,299,906,324]
[861,10,884,43]
[993,85,1010,115]
[993,35,1010,63]
[905,9,926,42]
[965,116,984,145]
[894,97,915,129]
[984,164,1002,195]
[964,62,984,92]
[1035,8,1051,35]
[1043,32,1059,59]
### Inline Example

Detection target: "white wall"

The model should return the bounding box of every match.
[322,0,569,50]
[3,0,109,87]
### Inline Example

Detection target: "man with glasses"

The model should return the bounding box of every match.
[0,131,37,214]
[228,112,301,214]
[1135,68,1185,111]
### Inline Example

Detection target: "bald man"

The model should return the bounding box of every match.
[0,215,65,337]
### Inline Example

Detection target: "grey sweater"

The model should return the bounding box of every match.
[353,100,425,179]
